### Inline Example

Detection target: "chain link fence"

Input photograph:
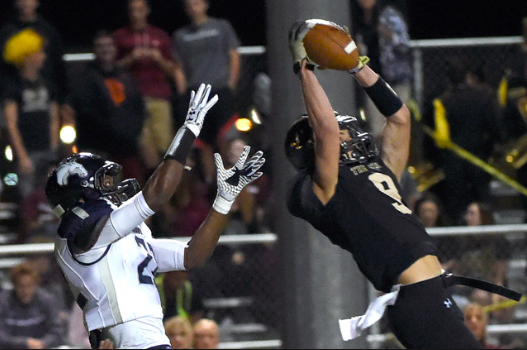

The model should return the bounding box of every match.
[2,37,527,348]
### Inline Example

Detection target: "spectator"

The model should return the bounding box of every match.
[220,137,258,235]
[498,33,527,219]
[172,0,241,184]
[156,270,205,324]
[427,59,502,223]
[114,0,177,174]
[0,0,68,106]
[504,17,527,82]
[193,136,270,302]
[218,136,272,234]
[68,30,147,184]
[350,0,413,140]
[1,28,60,199]
[164,315,195,349]
[16,154,59,243]
[457,202,514,323]
[0,262,64,349]
[154,147,211,239]
[413,191,459,273]
[193,318,220,349]
[463,302,500,349]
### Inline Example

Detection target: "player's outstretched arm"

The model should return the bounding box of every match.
[142,83,218,212]
[351,65,411,180]
[184,146,265,269]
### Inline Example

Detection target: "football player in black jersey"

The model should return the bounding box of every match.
[285,19,521,349]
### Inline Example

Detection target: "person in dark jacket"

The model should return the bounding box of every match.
[68,30,147,184]
[0,262,64,349]
[426,59,502,223]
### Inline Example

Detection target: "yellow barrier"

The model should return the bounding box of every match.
[417,99,527,198]
[484,295,527,313]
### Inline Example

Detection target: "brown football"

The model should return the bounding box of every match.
[303,22,360,71]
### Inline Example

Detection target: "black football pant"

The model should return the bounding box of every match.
[387,274,482,349]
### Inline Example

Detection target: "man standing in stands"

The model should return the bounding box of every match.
[172,0,241,184]
[114,0,177,176]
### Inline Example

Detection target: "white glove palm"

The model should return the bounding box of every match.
[185,83,219,137]
[288,20,317,74]
[213,146,265,214]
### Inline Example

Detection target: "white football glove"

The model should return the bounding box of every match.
[288,20,317,74]
[184,83,219,137]
[213,146,265,215]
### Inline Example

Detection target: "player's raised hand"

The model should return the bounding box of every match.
[213,146,265,214]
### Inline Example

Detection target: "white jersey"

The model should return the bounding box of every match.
[54,192,187,348]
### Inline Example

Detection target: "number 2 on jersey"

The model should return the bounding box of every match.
[135,236,157,285]
[369,173,412,214]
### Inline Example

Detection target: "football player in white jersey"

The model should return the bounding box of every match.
[45,83,265,349]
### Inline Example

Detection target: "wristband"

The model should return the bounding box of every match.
[212,193,233,215]
[164,126,196,164]
[294,60,316,74]
[363,77,403,117]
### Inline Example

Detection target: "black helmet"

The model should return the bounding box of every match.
[284,113,379,172]
[45,152,141,217]
[336,114,379,165]
[284,115,315,172]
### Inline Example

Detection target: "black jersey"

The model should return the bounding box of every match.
[287,157,439,293]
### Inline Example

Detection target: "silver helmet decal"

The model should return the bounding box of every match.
[55,160,88,186]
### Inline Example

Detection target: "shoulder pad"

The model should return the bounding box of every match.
[57,200,113,241]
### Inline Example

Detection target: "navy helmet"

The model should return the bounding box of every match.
[45,152,140,217]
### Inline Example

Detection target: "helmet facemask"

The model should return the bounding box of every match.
[92,161,141,205]
[336,114,379,165]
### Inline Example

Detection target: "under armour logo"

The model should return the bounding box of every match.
[444,298,453,308]
[226,167,249,186]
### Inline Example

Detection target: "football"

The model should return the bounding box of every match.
[302,19,360,71]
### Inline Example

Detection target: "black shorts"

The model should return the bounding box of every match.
[387,274,482,349]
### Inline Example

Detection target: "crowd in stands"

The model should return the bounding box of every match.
[0,0,527,348]
[0,0,274,347]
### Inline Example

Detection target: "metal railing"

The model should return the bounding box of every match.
[0,233,277,256]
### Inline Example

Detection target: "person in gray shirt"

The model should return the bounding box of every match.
[172,0,241,184]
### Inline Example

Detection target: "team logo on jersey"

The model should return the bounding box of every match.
[444,298,453,309]
[349,165,368,175]
[56,160,89,186]
[367,162,381,171]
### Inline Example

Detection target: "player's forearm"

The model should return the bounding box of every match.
[158,57,177,78]
[229,50,241,89]
[173,65,187,95]
[49,101,60,150]
[142,159,184,212]
[299,62,339,137]
[183,210,229,269]
[352,65,379,88]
